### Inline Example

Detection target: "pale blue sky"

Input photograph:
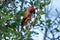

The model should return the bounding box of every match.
[16,0,60,40]
[31,0,60,40]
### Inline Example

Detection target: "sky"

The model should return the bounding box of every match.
[47,0,60,21]
[31,0,60,40]
[15,0,60,40]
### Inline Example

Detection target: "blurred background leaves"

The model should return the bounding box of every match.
[0,0,52,40]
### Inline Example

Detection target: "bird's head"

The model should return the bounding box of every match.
[27,7,36,14]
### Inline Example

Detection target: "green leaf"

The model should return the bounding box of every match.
[46,19,51,28]
[20,0,24,2]
[34,1,36,5]
[45,0,51,5]
[31,19,37,26]
[46,19,51,23]
[39,0,50,9]
[41,28,44,30]
[55,28,60,32]
[16,1,19,3]
[40,20,43,24]
[39,2,45,9]
[31,31,39,34]
[2,7,9,14]
[29,1,33,5]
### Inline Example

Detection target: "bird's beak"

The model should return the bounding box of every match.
[33,11,35,14]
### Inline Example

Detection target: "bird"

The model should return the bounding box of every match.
[21,6,36,30]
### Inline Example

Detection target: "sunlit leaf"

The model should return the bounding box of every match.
[55,28,60,32]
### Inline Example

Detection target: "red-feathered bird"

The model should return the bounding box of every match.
[21,6,36,30]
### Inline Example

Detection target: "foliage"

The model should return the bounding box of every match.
[0,0,51,40]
